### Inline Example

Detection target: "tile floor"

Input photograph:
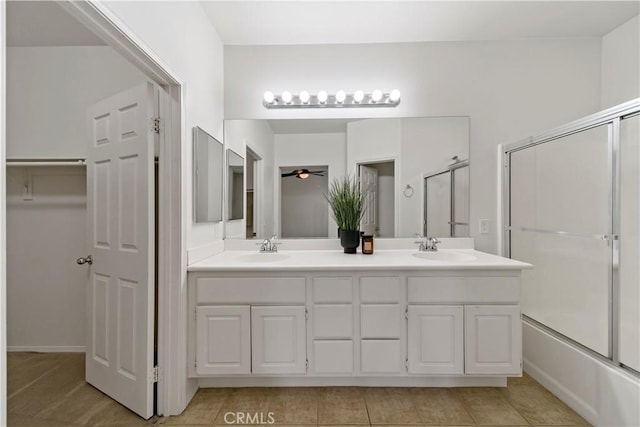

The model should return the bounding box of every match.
[7,352,590,426]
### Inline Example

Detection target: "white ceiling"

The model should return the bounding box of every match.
[201,1,639,45]
[7,1,106,47]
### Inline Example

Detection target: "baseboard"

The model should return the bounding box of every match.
[7,346,85,353]
[198,376,507,388]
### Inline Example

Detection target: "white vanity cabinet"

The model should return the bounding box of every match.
[192,275,308,376]
[407,305,464,374]
[196,305,251,375]
[189,266,525,384]
[406,275,522,376]
[251,306,307,374]
[464,305,521,375]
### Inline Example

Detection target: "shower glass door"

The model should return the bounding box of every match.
[424,163,469,237]
[506,101,640,374]
[509,124,611,357]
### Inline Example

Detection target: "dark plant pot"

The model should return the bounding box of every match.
[339,229,360,254]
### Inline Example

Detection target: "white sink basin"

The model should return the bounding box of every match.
[238,253,290,263]
[412,251,477,262]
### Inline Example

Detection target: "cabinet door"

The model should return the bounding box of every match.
[465,305,522,375]
[251,306,306,374]
[407,305,464,374]
[196,306,251,375]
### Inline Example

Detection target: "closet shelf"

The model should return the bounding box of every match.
[6,159,86,167]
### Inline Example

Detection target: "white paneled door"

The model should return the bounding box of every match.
[359,165,378,236]
[85,82,157,419]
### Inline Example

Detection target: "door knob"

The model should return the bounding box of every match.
[76,255,93,265]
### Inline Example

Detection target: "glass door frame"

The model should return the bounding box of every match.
[501,98,640,376]
[423,160,469,237]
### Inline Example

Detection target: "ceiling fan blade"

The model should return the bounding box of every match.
[307,170,325,174]
[281,172,298,177]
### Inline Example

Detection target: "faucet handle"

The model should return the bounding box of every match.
[413,233,424,243]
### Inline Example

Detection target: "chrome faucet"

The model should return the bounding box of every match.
[414,234,441,252]
[258,235,280,253]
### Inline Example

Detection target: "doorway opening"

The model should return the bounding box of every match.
[279,165,329,238]
[357,160,395,237]
[245,147,260,238]
[4,0,184,420]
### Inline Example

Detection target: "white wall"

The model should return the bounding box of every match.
[347,117,469,237]
[280,170,329,238]
[6,167,86,350]
[225,39,602,253]
[400,117,469,237]
[274,132,346,237]
[104,0,225,251]
[601,15,640,109]
[224,120,275,239]
[6,47,147,158]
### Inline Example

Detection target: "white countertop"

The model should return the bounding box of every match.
[187,249,532,272]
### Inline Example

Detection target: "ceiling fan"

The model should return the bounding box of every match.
[281,168,325,179]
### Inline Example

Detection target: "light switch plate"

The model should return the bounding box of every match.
[479,219,489,234]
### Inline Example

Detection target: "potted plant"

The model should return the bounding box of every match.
[326,175,366,253]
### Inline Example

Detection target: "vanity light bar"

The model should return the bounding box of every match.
[262,89,401,109]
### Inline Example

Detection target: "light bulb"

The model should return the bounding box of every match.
[317,90,328,104]
[335,90,346,103]
[299,90,310,104]
[389,89,401,102]
[371,89,382,103]
[297,172,309,179]
[353,90,364,103]
[281,91,292,104]
[263,91,275,104]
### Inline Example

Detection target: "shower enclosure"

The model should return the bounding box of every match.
[503,99,639,374]
[424,160,469,237]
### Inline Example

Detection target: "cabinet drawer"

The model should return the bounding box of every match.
[313,340,353,374]
[361,304,402,338]
[314,305,353,339]
[360,277,401,303]
[196,277,305,304]
[313,277,353,303]
[361,340,401,373]
[408,276,520,304]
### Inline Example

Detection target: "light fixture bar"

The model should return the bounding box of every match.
[262,90,401,109]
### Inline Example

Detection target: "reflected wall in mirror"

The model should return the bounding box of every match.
[227,149,244,221]
[224,117,469,239]
[193,126,223,223]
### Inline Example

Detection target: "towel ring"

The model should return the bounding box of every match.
[403,184,414,198]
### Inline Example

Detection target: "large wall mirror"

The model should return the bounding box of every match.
[193,126,223,223]
[223,117,469,239]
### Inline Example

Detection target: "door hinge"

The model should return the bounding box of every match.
[305,359,309,372]
[194,309,197,321]
[404,308,409,319]
[150,365,161,383]
[152,117,160,134]
[405,358,409,371]
[305,308,309,320]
